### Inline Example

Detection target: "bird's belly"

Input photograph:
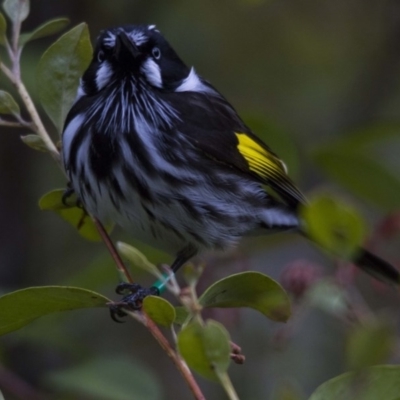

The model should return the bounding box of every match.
[71,169,263,256]
[79,180,189,255]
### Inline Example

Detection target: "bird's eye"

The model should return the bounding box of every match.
[152,47,161,60]
[97,50,105,63]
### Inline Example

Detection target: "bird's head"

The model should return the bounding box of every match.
[80,24,200,95]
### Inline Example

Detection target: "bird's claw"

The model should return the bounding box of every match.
[109,284,160,322]
[62,183,83,208]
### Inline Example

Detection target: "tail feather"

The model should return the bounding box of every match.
[353,249,400,285]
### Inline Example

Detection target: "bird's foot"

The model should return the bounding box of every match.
[62,182,82,208]
[109,283,160,322]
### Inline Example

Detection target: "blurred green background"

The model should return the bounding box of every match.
[1,0,400,399]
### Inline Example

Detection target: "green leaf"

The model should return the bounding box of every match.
[47,356,162,400]
[306,279,348,316]
[3,0,29,23]
[39,189,113,241]
[308,365,400,400]
[314,123,400,212]
[20,134,48,152]
[183,263,202,286]
[177,320,231,381]
[0,12,6,45]
[0,90,20,115]
[0,388,4,400]
[325,124,400,152]
[142,296,176,327]
[117,242,162,278]
[313,148,400,212]
[174,306,189,325]
[37,23,92,133]
[300,194,366,259]
[20,17,70,46]
[199,271,291,322]
[347,321,395,370]
[0,286,110,336]
[39,188,73,210]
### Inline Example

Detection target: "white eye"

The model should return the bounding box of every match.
[152,47,161,60]
[97,50,105,63]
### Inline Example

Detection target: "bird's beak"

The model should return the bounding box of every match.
[114,31,140,61]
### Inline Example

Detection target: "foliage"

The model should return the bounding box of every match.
[0,0,399,399]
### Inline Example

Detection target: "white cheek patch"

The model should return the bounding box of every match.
[175,67,211,93]
[141,58,163,88]
[96,61,113,91]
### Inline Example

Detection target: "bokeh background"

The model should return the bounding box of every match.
[1,0,400,399]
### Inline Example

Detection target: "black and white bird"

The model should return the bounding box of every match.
[62,24,399,309]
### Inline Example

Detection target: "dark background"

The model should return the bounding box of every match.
[1,1,400,399]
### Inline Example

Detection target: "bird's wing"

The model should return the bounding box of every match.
[170,90,306,207]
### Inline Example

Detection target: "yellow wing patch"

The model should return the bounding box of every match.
[236,133,288,176]
[235,132,306,205]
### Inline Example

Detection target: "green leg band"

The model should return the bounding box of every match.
[152,273,172,294]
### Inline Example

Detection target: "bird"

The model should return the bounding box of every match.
[62,24,399,314]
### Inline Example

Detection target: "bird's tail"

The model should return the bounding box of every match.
[353,248,400,285]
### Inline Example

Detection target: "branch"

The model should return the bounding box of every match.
[139,311,206,400]
[0,118,27,129]
[93,217,134,283]
[95,218,206,399]
[0,62,61,165]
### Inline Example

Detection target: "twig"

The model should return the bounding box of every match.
[96,219,206,400]
[0,119,27,128]
[138,311,206,400]
[92,217,134,283]
[217,372,240,400]
[0,62,61,165]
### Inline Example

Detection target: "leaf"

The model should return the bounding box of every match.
[20,134,48,152]
[183,263,202,286]
[0,286,110,336]
[3,0,29,23]
[39,189,113,241]
[37,23,92,133]
[174,306,189,325]
[312,124,400,211]
[0,388,4,400]
[142,296,176,327]
[39,188,74,210]
[177,320,231,381]
[326,124,400,152]
[0,12,6,45]
[117,242,162,278]
[199,271,291,322]
[46,356,162,400]
[306,279,348,316]
[308,365,400,400]
[313,148,400,212]
[347,321,395,370]
[20,17,70,46]
[300,194,366,259]
[0,90,20,115]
